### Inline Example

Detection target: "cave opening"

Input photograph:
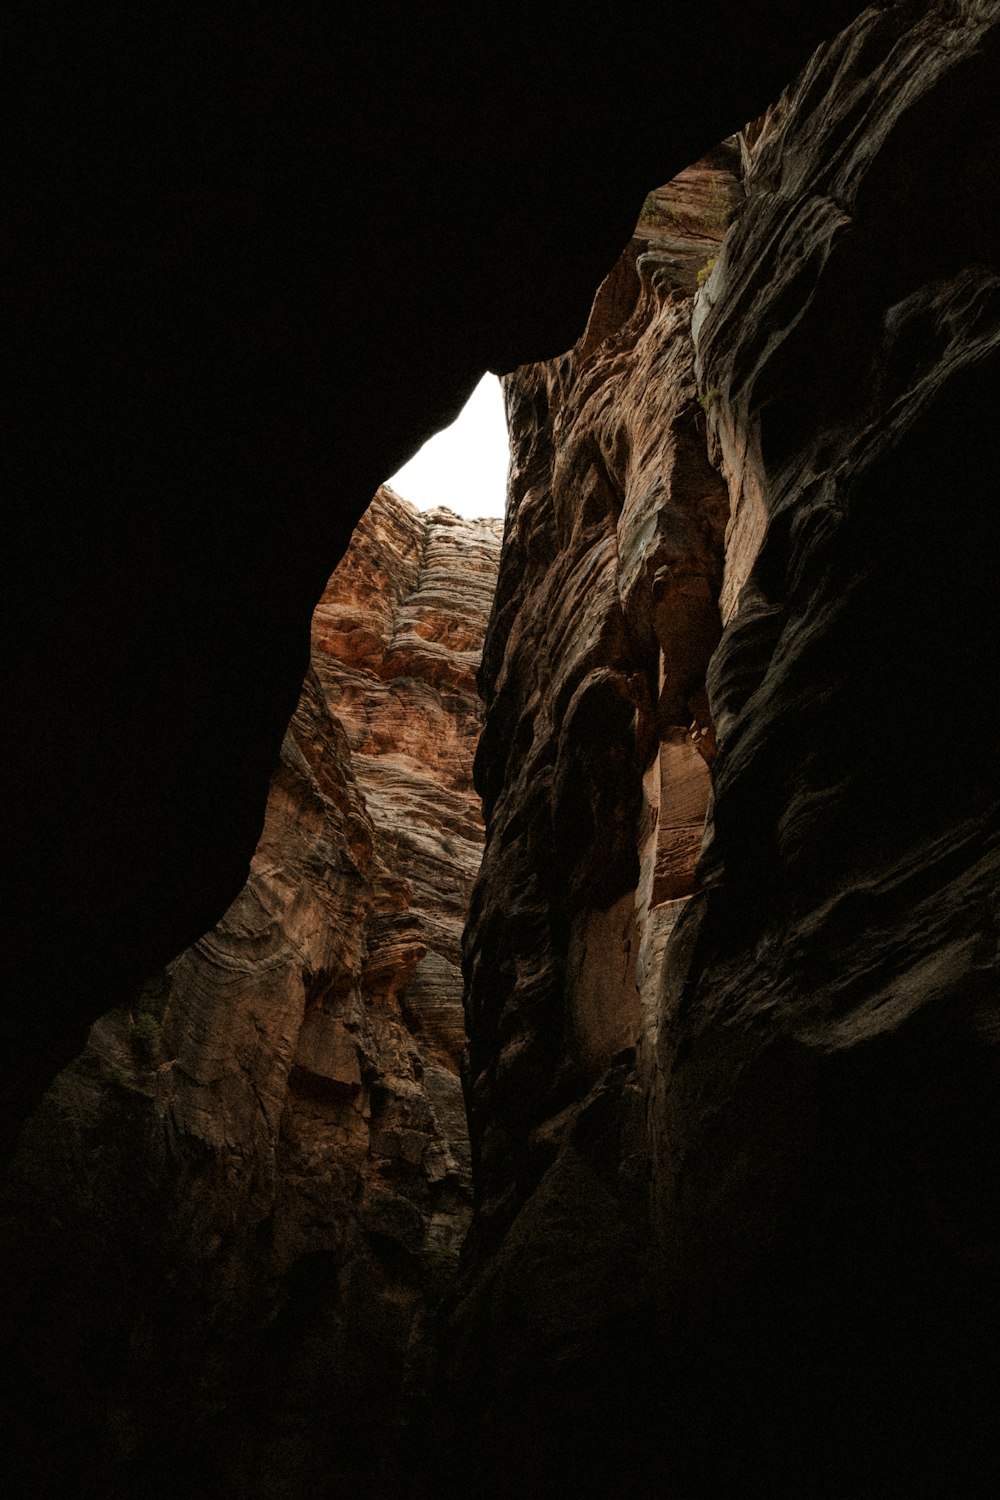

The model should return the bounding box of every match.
[8,6,1000,1499]
[387,373,509,520]
[2,137,737,1495]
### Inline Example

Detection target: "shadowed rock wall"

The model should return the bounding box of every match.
[1,489,500,1500]
[448,5,1000,1498]
[463,150,736,1247]
[5,6,997,1498]
[4,1,865,1144]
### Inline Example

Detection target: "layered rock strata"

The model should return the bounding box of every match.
[449,5,1000,1498]
[6,1,865,1149]
[445,146,738,1500]
[463,150,737,1245]
[1,488,501,1499]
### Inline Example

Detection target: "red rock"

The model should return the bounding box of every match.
[2,487,500,1495]
[464,152,734,1232]
[448,7,1000,1498]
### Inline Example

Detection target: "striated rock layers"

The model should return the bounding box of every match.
[450,6,1000,1499]
[6,0,866,1151]
[1,488,501,1500]
[463,147,738,1240]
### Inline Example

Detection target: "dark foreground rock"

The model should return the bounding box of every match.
[446,6,1000,1498]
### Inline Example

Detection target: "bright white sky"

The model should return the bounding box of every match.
[386,373,509,518]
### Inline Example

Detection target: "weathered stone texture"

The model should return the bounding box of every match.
[449,5,1000,1498]
[1,488,500,1499]
[462,155,734,1249]
[654,10,1000,1492]
[6,5,867,1158]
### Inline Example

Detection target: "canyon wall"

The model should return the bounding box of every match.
[6,4,864,1141]
[449,5,1000,1498]
[5,7,999,1500]
[462,147,738,1244]
[1,489,500,1500]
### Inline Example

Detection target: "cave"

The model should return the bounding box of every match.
[6,4,1000,1499]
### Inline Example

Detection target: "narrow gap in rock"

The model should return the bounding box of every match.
[8,7,998,1494]
[1,137,738,1498]
[387,373,509,520]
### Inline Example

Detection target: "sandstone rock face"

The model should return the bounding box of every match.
[5,3,865,1153]
[446,148,735,1500]
[1,488,500,1499]
[463,153,735,1247]
[661,8,1000,1492]
[449,6,1000,1498]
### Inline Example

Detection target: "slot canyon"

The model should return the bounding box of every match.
[5,4,1000,1498]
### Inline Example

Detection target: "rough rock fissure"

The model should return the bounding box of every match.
[4,5,1000,1499]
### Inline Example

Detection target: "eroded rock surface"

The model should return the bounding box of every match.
[1,488,500,1500]
[439,147,734,1500]
[661,8,1000,1493]
[463,153,735,1249]
[448,6,1000,1498]
[5,3,865,1150]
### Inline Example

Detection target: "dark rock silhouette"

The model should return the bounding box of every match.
[449,6,1000,1497]
[8,4,1000,1498]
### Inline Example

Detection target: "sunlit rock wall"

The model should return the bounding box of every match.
[1,488,501,1500]
[462,150,736,1244]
